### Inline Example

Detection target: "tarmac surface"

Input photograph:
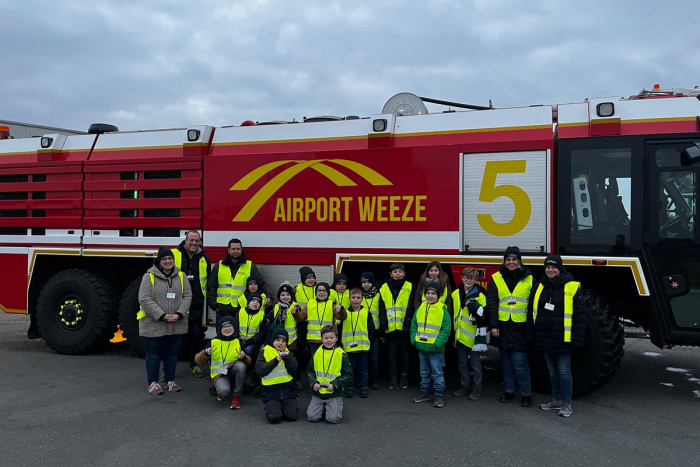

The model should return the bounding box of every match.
[0,312,698,467]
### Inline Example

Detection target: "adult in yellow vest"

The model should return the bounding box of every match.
[194,315,251,409]
[255,329,299,423]
[172,230,212,379]
[138,247,192,396]
[486,246,533,407]
[528,255,585,418]
[207,238,270,319]
[451,267,488,401]
[378,262,415,390]
[360,271,381,390]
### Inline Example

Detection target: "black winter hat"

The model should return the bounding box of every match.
[277,281,294,300]
[316,282,330,295]
[424,280,441,295]
[544,254,566,274]
[246,275,260,287]
[503,246,522,263]
[360,271,376,286]
[247,293,263,306]
[271,328,289,342]
[299,266,316,282]
[332,273,348,288]
[154,246,175,266]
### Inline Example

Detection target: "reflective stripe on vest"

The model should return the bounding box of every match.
[238,308,265,340]
[216,261,252,305]
[313,346,345,395]
[492,272,532,323]
[295,284,316,310]
[273,302,298,344]
[306,300,335,341]
[137,271,184,320]
[451,288,485,348]
[533,281,580,343]
[209,338,242,379]
[414,302,445,345]
[379,282,413,332]
[261,345,293,386]
[172,249,208,295]
[341,307,371,352]
[362,294,380,328]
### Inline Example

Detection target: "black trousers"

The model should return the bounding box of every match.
[386,330,410,378]
[264,398,299,424]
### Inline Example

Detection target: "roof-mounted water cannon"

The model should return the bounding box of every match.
[383,93,494,116]
[634,85,700,99]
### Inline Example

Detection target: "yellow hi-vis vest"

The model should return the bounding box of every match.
[492,272,532,323]
[421,285,449,305]
[209,338,242,380]
[533,281,580,343]
[295,284,316,310]
[238,308,265,340]
[329,289,350,310]
[261,345,293,386]
[341,307,370,352]
[172,249,208,295]
[314,346,345,395]
[237,293,267,310]
[414,301,445,345]
[273,302,298,345]
[451,288,486,348]
[216,260,252,305]
[306,299,335,341]
[137,271,185,320]
[362,294,380,328]
[379,282,413,332]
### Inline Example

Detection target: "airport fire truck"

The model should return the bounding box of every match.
[1,85,699,394]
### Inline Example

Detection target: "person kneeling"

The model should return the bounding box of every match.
[195,316,250,409]
[306,325,352,424]
[256,329,299,424]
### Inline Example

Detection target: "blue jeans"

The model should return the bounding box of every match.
[456,342,483,390]
[145,334,183,384]
[347,352,369,392]
[499,348,531,396]
[418,351,445,396]
[545,352,572,405]
[369,335,380,376]
[308,342,321,358]
[244,343,260,363]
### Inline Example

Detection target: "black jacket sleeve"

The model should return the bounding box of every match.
[282,351,298,376]
[485,279,500,329]
[367,313,376,340]
[255,347,278,377]
[402,290,416,332]
[571,289,586,349]
[207,262,220,312]
[526,282,538,344]
[378,296,388,330]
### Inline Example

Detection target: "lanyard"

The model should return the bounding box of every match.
[317,300,330,328]
[349,308,362,338]
[245,311,255,334]
[220,341,234,364]
[423,303,434,330]
[322,347,337,377]
[337,290,346,305]
[363,295,376,310]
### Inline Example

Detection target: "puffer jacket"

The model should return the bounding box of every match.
[138,265,192,338]
[486,265,533,353]
[527,272,586,355]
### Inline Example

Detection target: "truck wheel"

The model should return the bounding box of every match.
[118,277,146,357]
[571,286,624,394]
[36,269,117,354]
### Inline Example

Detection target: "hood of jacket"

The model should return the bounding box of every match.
[215,315,237,341]
[147,264,181,280]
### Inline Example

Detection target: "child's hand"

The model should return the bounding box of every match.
[238,351,246,360]
[313,383,321,391]
[276,355,282,362]
[327,383,335,392]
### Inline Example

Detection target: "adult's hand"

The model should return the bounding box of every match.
[490,328,499,337]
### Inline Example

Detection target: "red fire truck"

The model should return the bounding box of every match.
[1,85,699,393]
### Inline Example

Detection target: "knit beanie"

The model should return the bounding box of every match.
[246,276,260,287]
[332,273,348,288]
[271,328,289,342]
[277,281,294,301]
[360,271,376,286]
[299,266,315,282]
[544,254,566,274]
[503,246,522,263]
[154,246,174,267]
[316,282,330,296]
[424,280,441,295]
[248,293,262,306]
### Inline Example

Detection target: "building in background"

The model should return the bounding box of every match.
[0,119,85,139]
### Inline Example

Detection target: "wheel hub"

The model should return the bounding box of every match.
[59,299,84,328]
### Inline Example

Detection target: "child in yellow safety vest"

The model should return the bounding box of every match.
[237,276,267,312]
[194,315,251,410]
[340,288,375,398]
[330,273,351,310]
[298,282,346,356]
[360,271,381,390]
[410,281,451,408]
[306,325,352,424]
[268,282,305,391]
[255,329,299,423]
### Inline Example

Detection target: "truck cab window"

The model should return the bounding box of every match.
[570,148,632,246]
[658,171,695,238]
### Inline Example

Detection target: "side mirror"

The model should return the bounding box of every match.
[681,142,700,165]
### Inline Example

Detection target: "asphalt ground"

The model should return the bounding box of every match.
[0,312,698,467]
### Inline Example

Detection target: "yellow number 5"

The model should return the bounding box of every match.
[476,160,532,236]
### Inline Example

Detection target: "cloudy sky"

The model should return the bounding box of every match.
[2,0,699,132]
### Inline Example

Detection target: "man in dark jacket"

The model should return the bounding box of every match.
[486,246,533,407]
[207,238,269,320]
[527,254,585,418]
[173,230,212,378]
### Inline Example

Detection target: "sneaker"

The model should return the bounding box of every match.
[370,375,380,390]
[433,395,444,408]
[499,392,514,403]
[452,386,471,397]
[399,375,408,389]
[468,387,482,401]
[217,395,228,402]
[521,395,532,407]
[540,399,563,411]
[294,381,304,392]
[389,377,398,390]
[189,366,205,378]
[166,381,182,393]
[360,387,369,398]
[413,392,430,403]
[209,386,218,397]
[345,390,354,398]
[230,395,242,410]
[147,382,164,395]
[558,404,572,417]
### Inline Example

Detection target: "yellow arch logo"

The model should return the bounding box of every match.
[230,159,393,222]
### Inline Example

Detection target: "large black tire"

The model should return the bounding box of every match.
[118,277,146,357]
[36,269,118,354]
[571,286,625,394]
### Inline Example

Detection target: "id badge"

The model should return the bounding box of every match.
[166,292,176,299]
[225,282,232,287]
[419,334,428,342]
[316,331,322,337]
[187,275,194,281]
[219,367,228,376]
[544,303,555,311]
[349,341,358,348]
